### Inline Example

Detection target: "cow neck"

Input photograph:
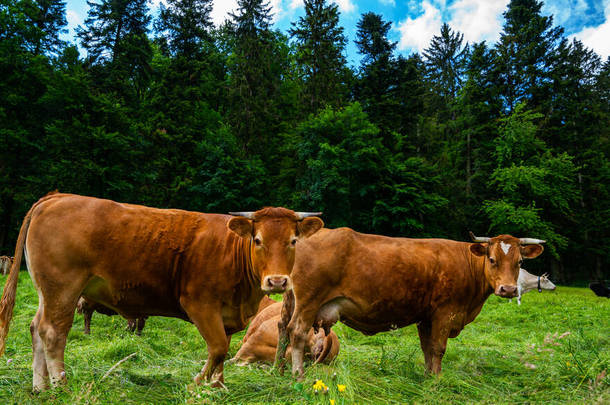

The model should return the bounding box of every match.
[236,236,260,294]
[467,247,494,304]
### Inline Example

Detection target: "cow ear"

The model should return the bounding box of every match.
[228,217,253,238]
[521,244,543,259]
[298,217,324,238]
[469,243,487,257]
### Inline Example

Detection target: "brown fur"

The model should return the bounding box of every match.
[0,193,323,391]
[275,229,544,379]
[234,301,339,365]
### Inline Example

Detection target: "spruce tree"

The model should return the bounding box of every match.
[353,12,399,142]
[423,23,468,106]
[155,0,214,58]
[494,0,563,113]
[289,0,349,113]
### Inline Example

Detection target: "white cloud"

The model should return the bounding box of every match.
[210,0,284,26]
[289,0,303,10]
[65,9,83,34]
[333,0,356,13]
[447,0,508,45]
[396,1,442,52]
[570,2,610,59]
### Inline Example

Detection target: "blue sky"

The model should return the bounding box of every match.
[64,0,610,65]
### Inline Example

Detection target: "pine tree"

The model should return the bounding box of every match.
[155,0,214,58]
[423,23,468,104]
[77,0,152,102]
[494,0,563,113]
[290,0,349,113]
[353,12,400,141]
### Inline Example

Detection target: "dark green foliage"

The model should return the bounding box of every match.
[0,0,608,283]
[494,0,563,112]
[290,0,349,113]
[155,0,213,58]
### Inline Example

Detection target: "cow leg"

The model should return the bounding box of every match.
[417,318,449,375]
[182,301,228,387]
[30,308,48,392]
[210,334,231,385]
[135,317,146,336]
[274,290,295,372]
[37,292,80,387]
[82,308,92,335]
[126,318,136,332]
[288,306,317,381]
[38,310,75,386]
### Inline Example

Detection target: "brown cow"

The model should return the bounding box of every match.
[0,256,13,276]
[275,229,544,379]
[233,300,339,365]
[0,193,323,391]
[76,297,148,335]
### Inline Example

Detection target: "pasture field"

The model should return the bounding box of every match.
[0,275,608,404]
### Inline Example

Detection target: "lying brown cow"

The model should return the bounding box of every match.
[0,193,323,391]
[0,256,13,276]
[76,297,148,335]
[276,229,544,379]
[233,299,339,365]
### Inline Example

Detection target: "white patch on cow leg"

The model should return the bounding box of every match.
[500,241,511,255]
[31,311,48,392]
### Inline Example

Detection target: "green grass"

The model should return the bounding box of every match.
[0,275,608,404]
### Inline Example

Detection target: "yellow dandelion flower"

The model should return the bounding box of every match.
[330,400,336,405]
[313,380,326,391]
[337,384,346,392]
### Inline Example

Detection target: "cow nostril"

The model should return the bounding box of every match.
[500,286,506,292]
[281,278,287,287]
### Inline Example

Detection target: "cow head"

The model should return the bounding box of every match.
[539,273,556,291]
[228,208,324,293]
[469,233,544,298]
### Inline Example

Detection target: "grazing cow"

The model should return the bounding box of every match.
[76,297,148,335]
[510,269,556,305]
[0,256,13,276]
[233,300,339,365]
[0,193,323,391]
[589,281,610,298]
[275,229,544,379]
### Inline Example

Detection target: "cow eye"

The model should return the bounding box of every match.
[489,257,496,265]
[254,237,262,246]
[290,238,297,246]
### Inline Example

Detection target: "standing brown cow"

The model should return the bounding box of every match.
[275,229,544,379]
[0,193,323,391]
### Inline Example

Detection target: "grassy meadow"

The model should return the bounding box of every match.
[0,274,608,404]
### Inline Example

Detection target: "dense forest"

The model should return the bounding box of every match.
[0,0,608,283]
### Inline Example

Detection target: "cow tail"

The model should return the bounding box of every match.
[0,193,55,356]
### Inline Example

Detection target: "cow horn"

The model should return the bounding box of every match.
[229,212,255,219]
[294,212,322,220]
[519,237,546,244]
[469,231,490,243]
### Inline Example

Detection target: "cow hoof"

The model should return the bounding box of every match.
[32,383,49,394]
[210,380,228,390]
[193,373,204,385]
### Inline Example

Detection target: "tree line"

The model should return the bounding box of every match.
[1,0,608,282]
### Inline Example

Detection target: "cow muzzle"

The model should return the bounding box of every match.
[495,284,518,298]
[262,275,291,293]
